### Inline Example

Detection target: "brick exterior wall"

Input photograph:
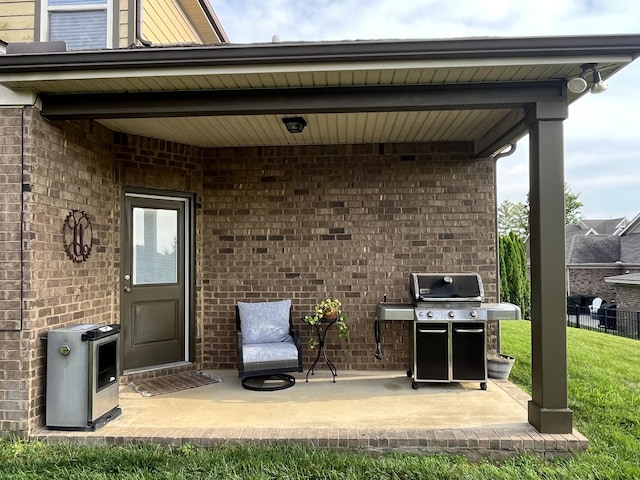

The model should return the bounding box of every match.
[18,109,116,433]
[197,144,498,371]
[0,108,28,433]
[0,109,500,433]
[615,284,640,311]
[0,108,23,332]
[568,267,640,303]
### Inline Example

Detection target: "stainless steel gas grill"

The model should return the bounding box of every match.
[408,273,488,390]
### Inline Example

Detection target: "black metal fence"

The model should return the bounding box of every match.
[567,305,640,340]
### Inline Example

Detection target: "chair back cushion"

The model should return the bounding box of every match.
[238,299,292,344]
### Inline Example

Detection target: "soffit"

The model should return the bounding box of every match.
[1,36,639,152]
[97,110,511,148]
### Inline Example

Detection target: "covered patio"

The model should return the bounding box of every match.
[30,370,587,459]
[2,34,640,440]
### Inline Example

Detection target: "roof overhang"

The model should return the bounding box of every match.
[1,35,639,155]
[605,273,640,285]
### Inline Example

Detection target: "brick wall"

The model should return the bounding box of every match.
[113,139,499,372]
[1,110,500,433]
[0,108,23,332]
[615,284,640,310]
[20,110,116,432]
[199,143,498,371]
[113,134,205,372]
[0,108,27,433]
[568,267,623,302]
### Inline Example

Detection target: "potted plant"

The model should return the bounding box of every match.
[487,352,515,379]
[303,298,349,349]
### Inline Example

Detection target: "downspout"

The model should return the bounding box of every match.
[129,0,151,47]
[20,107,26,330]
[492,143,518,352]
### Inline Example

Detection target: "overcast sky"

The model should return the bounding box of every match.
[211,0,640,221]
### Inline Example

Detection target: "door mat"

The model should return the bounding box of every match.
[128,371,223,397]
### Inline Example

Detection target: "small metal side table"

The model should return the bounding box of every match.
[306,318,338,382]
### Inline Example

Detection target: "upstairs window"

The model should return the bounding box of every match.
[41,0,112,50]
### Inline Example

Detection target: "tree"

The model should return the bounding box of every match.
[497,200,528,239]
[497,183,583,239]
[564,185,583,225]
[498,232,530,319]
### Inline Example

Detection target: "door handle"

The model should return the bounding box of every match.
[418,329,447,334]
[123,286,131,293]
[454,328,483,333]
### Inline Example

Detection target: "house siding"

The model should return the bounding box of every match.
[118,2,130,48]
[143,0,200,44]
[1,0,213,49]
[1,108,499,433]
[0,0,35,43]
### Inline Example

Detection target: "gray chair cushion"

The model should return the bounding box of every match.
[242,340,299,365]
[237,299,291,344]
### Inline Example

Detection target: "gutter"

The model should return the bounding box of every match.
[0,34,639,73]
[196,0,229,43]
[567,263,640,268]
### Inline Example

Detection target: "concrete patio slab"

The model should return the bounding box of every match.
[31,370,588,459]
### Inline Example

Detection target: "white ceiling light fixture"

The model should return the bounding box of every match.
[567,64,608,95]
[590,69,608,94]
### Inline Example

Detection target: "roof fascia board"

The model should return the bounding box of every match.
[39,81,565,120]
[605,278,640,285]
[0,85,39,106]
[0,34,639,73]
[567,263,627,268]
[0,55,631,86]
[619,213,640,235]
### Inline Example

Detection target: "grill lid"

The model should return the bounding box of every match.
[409,273,484,304]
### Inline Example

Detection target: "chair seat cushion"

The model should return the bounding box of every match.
[238,299,292,344]
[242,339,299,365]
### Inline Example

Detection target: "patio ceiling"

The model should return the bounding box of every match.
[1,35,639,156]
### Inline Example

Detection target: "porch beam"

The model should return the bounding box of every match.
[40,81,565,120]
[475,108,527,157]
[526,100,573,434]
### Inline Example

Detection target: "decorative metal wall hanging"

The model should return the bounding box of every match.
[64,210,93,263]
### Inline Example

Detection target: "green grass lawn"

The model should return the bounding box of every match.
[2,322,640,479]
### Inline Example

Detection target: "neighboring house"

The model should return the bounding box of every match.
[1,4,640,438]
[0,0,228,49]
[605,273,640,311]
[566,213,640,302]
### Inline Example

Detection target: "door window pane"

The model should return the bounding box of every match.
[132,208,178,285]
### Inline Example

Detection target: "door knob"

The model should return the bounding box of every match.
[123,286,131,293]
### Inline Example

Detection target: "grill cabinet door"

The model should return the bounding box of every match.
[451,322,486,381]
[414,322,449,381]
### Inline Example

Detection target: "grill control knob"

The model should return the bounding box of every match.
[470,311,477,318]
[427,311,434,318]
[448,311,456,318]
